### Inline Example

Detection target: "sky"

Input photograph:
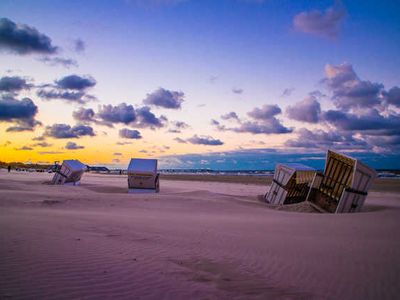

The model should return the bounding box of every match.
[0,0,400,170]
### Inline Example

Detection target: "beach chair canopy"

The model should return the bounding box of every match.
[265,163,316,205]
[52,159,86,185]
[127,158,160,193]
[307,150,377,213]
[128,158,157,175]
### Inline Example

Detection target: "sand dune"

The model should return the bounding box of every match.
[1,170,400,299]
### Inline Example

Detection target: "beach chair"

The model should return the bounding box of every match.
[51,159,87,186]
[127,158,160,193]
[306,150,377,213]
[265,163,316,205]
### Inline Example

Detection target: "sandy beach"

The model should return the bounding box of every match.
[1,170,400,300]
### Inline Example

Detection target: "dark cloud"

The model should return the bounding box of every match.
[286,95,321,123]
[187,135,223,146]
[44,123,95,139]
[65,141,85,150]
[247,104,281,120]
[0,18,58,55]
[232,88,243,94]
[37,89,91,104]
[74,39,85,53]
[73,107,95,122]
[0,76,31,92]
[135,106,167,129]
[0,95,40,131]
[285,128,370,151]
[55,75,96,90]
[221,112,239,121]
[229,119,292,134]
[97,103,136,125]
[143,88,184,109]
[119,128,142,139]
[324,63,383,110]
[322,109,400,136]
[293,4,346,38]
[384,86,400,108]
[38,57,78,68]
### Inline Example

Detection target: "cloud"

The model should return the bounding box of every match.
[168,120,190,133]
[247,104,281,120]
[97,103,136,125]
[322,108,400,136]
[221,112,239,121]
[135,106,167,128]
[37,89,93,104]
[286,95,321,123]
[44,123,95,139]
[73,39,85,53]
[55,75,96,90]
[38,57,78,68]
[143,88,184,109]
[285,128,370,151]
[174,137,187,144]
[72,107,95,122]
[32,142,52,148]
[0,95,40,131]
[384,86,400,108]
[0,18,58,55]
[214,104,292,135]
[15,146,33,151]
[229,119,292,134]
[281,88,294,97]
[293,3,346,38]
[116,141,132,145]
[323,63,386,111]
[0,76,31,92]
[119,128,142,139]
[65,141,85,150]
[232,88,243,94]
[187,135,223,146]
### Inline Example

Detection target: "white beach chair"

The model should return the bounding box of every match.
[265,163,316,205]
[306,150,377,213]
[127,158,160,193]
[51,160,87,186]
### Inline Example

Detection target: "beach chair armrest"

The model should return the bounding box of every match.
[344,187,368,196]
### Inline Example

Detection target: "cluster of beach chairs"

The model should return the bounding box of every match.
[51,150,377,214]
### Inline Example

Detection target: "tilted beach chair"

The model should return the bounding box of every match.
[306,150,377,213]
[127,158,160,193]
[51,159,87,186]
[265,163,316,205]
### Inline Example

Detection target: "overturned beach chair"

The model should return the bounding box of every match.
[265,163,316,205]
[51,160,87,186]
[306,150,377,213]
[127,158,160,193]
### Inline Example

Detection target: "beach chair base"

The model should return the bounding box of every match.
[64,181,81,186]
[128,188,159,194]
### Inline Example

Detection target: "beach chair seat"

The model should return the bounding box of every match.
[51,160,86,186]
[265,163,315,205]
[127,158,160,193]
[306,150,377,213]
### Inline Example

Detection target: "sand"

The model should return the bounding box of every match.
[1,170,400,300]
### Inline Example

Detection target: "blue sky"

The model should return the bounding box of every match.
[1,0,400,169]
